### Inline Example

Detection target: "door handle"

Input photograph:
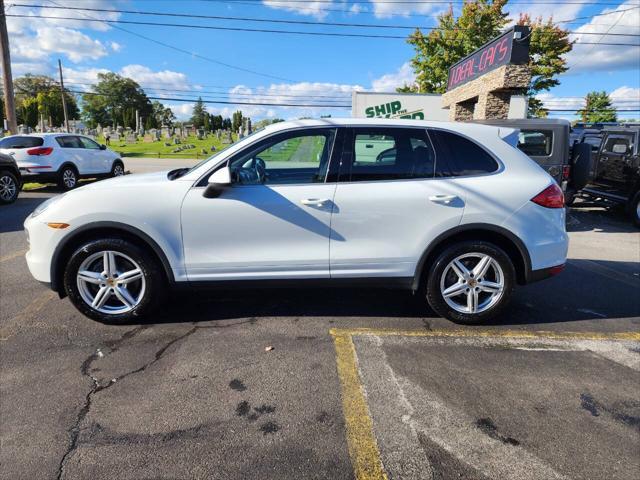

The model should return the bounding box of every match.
[301,198,330,206]
[429,194,458,204]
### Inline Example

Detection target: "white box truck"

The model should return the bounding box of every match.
[352,92,527,121]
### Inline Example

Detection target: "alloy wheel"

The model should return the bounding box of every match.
[0,175,17,202]
[76,250,146,314]
[439,252,505,314]
[113,164,124,176]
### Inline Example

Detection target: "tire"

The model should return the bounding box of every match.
[425,241,516,324]
[628,190,640,228]
[63,238,166,324]
[0,170,19,205]
[111,160,125,177]
[58,165,78,191]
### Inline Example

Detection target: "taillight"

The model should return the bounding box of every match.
[26,147,53,156]
[562,165,571,181]
[531,183,564,209]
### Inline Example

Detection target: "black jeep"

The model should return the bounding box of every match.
[580,126,640,226]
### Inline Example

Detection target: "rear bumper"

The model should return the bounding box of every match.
[527,264,565,283]
[19,169,59,183]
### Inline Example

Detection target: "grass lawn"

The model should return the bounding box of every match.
[98,133,238,159]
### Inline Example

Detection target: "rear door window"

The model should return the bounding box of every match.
[0,136,44,149]
[56,136,84,148]
[428,129,499,177]
[516,130,553,156]
[344,128,435,182]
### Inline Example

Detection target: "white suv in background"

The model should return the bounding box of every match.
[24,119,568,324]
[0,133,125,190]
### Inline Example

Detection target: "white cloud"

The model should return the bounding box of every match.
[14,0,122,31]
[262,0,330,19]
[371,62,415,92]
[565,1,640,73]
[34,27,108,63]
[110,42,123,52]
[538,86,640,115]
[119,65,189,90]
[369,0,440,18]
[62,67,110,90]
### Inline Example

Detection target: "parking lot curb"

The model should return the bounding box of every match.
[330,327,640,480]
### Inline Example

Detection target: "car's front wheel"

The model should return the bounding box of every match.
[425,241,515,324]
[63,238,165,323]
[111,160,125,177]
[0,170,19,205]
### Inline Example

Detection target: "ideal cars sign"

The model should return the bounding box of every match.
[446,26,531,91]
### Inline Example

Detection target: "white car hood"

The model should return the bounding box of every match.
[78,170,173,191]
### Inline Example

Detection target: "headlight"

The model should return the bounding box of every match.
[31,195,64,218]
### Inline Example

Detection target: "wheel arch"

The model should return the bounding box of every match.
[51,221,175,296]
[412,223,532,290]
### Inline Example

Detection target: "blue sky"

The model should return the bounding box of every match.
[7,0,640,121]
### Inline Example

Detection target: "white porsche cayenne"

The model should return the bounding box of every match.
[24,119,568,324]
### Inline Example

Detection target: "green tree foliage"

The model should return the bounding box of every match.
[577,91,618,123]
[232,110,244,132]
[222,117,232,130]
[403,1,572,117]
[82,72,153,129]
[151,100,176,128]
[10,75,78,128]
[210,114,224,130]
[518,14,573,117]
[190,97,208,128]
[253,118,285,130]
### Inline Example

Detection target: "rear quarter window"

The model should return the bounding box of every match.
[428,129,499,177]
[0,136,44,149]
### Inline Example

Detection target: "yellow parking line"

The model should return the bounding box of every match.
[0,291,56,341]
[0,249,27,263]
[332,331,388,480]
[330,327,640,342]
[330,326,640,479]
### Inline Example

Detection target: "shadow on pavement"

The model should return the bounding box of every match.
[135,258,639,327]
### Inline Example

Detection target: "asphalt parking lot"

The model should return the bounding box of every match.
[1,166,639,480]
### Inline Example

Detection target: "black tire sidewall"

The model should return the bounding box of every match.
[111,160,124,177]
[0,170,19,204]
[58,165,78,191]
[63,238,164,324]
[425,241,516,324]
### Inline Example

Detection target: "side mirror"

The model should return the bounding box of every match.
[100,144,107,150]
[203,166,232,198]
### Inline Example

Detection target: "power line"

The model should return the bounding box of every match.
[64,89,352,108]
[8,14,640,45]
[37,0,298,83]
[14,4,640,37]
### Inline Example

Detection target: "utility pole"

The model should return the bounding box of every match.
[0,0,18,134]
[58,59,69,133]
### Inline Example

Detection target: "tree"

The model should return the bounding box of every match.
[82,72,153,129]
[151,100,175,127]
[518,14,573,117]
[11,74,78,128]
[577,91,617,123]
[222,117,232,130]
[232,110,244,132]
[403,1,572,117]
[210,114,223,130]
[190,97,207,128]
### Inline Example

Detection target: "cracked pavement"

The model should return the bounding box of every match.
[1,189,639,480]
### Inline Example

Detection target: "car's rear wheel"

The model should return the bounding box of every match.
[425,241,515,324]
[0,170,19,205]
[58,165,78,191]
[63,238,165,324]
[111,160,125,177]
